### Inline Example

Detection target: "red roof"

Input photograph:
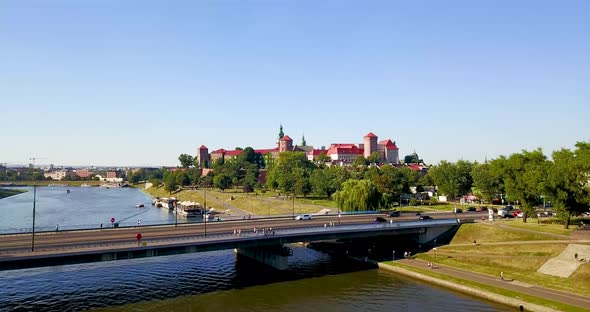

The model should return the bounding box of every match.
[326,144,363,155]
[408,164,422,171]
[254,147,279,154]
[378,139,399,150]
[210,148,227,154]
[280,135,293,142]
[364,132,377,138]
[210,147,279,156]
[199,145,208,150]
[311,149,326,155]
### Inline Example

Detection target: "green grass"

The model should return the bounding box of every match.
[385,262,587,312]
[450,223,559,244]
[139,186,325,215]
[0,188,26,199]
[412,222,590,296]
[501,219,574,236]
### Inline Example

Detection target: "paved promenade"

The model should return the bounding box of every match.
[396,258,590,311]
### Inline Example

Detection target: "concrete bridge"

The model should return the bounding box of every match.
[0,216,466,271]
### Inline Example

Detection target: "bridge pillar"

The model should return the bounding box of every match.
[417,223,460,245]
[235,246,291,270]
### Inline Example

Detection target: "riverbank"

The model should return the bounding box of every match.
[381,221,590,311]
[1,181,102,187]
[0,188,26,199]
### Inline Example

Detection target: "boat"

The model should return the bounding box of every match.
[80,184,91,187]
[176,201,204,217]
[136,203,144,208]
[66,189,70,193]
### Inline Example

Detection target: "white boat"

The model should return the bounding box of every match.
[136,203,145,208]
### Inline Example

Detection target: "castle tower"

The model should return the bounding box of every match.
[301,134,307,146]
[197,145,210,168]
[279,135,293,152]
[363,132,378,158]
[277,124,285,145]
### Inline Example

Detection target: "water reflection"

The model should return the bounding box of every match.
[0,246,508,312]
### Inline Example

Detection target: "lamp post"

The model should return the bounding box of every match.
[292,192,295,219]
[30,159,37,252]
[204,187,207,237]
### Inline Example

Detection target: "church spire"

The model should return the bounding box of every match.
[301,133,306,146]
[277,124,284,143]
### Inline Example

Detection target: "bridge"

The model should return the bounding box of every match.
[0,214,469,271]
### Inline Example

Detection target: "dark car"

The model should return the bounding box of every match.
[477,206,489,212]
[389,211,401,217]
[419,215,433,220]
[467,207,476,212]
[454,208,463,213]
[374,217,387,223]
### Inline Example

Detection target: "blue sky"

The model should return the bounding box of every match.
[1,0,589,167]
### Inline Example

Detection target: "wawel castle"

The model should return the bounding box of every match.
[196,126,400,169]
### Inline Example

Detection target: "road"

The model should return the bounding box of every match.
[0,211,472,256]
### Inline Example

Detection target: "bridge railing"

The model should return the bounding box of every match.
[0,219,462,255]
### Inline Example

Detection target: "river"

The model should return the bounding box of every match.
[0,245,509,312]
[0,187,509,311]
[0,186,181,233]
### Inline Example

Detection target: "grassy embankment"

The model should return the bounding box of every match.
[0,188,27,199]
[410,221,590,297]
[137,185,334,216]
[386,261,586,312]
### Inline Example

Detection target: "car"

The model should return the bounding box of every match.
[416,212,422,216]
[374,216,387,223]
[295,214,312,220]
[467,207,476,212]
[516,211,525,218]
[419,215,433,220]
[513,210,521,217]
[505,205,514,211]
[582,212,590,217]
[454,208,463,213]
[477,206,489,212]
[389,211,401,217]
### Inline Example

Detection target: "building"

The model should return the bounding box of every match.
[75,169,92,178]
[196,127,401,170]
[325,132,399,165]
[44,170,68,181]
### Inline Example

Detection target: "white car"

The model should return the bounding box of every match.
[295,214,312,220]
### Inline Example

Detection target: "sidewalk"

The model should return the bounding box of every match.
[395,258,590,310]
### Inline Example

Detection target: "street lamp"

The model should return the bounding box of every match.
[204,187,207,237]
[30,159,37,252]
[292,192,295,219]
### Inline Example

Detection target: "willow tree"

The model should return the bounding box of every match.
[334,179,382,212]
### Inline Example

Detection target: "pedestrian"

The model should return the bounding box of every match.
[404,251,407,258]
[575,253,578,261]
[56,225,59,232]
[500,272,504,280]
[137,220,141,227]
[100,223,103,229]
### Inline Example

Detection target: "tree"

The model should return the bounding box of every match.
[214,173,232,191]
[500,149,548,222]
[404,152,422,164]
[311,165,349,199]
[164,172,179,194]
[545,143,590,228]
[178,154,194,168]
[367,152,380,164]
[429,160,471,201]
[266,152,315,194]
[471,162,500,204]
[334,179,382,212]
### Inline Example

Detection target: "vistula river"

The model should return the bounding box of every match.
[0,187,509,311]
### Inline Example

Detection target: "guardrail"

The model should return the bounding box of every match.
[0,219,461,255]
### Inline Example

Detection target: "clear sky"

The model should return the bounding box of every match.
[1,0,589,167]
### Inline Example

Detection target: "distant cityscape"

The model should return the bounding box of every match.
[1,125,429,182]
